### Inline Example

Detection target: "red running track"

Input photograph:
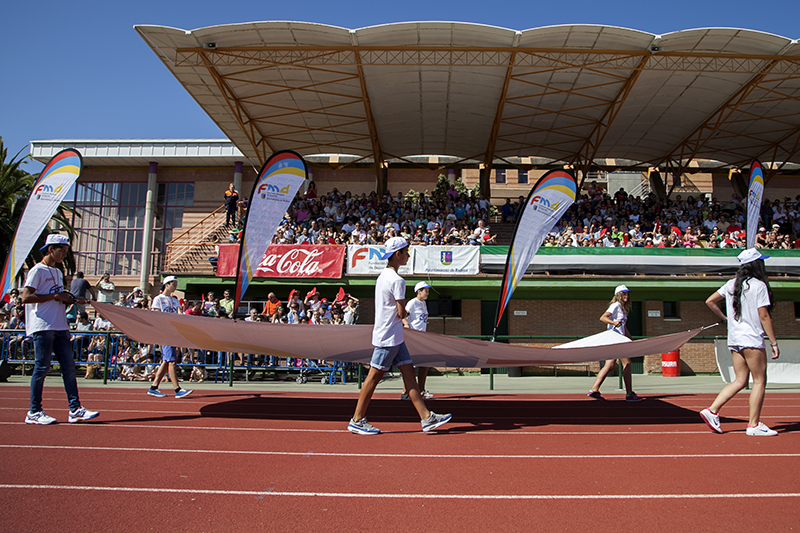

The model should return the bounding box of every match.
[1,385,799,532]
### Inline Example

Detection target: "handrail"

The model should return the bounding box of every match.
[164,204,227,272]
[167,204,226,246]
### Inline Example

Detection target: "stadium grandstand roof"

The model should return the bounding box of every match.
[135,21,800,181]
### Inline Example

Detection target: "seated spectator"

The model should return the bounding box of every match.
[262,292,282,318]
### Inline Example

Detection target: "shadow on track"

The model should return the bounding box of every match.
[198,395,706,432]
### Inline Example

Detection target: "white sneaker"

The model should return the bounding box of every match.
[348,417,381,435]
[421,390,434,400]
[25,411,56,425]
[700,408,722,434]
[421,412,452,432]
[69,406,99,423]
[746,422,778,437]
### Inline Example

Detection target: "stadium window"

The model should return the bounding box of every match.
[518,170,528,184]
[495,169,506,184]
[663,301,679,319]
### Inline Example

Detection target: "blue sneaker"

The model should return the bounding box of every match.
[175,389,193,399]
[348,417,380,435]
[421,412,452,432]
[147,389,167,398]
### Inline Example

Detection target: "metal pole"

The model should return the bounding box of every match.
[229,352,234,387]
[102,332,110,385]
[139,162,158,293]
[617,359,623,391]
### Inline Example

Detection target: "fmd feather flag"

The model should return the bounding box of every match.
[745,159,764,249]
[493,169,577,335]
[1,148,82,299]
[234,151,307,314]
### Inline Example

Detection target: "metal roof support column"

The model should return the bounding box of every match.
[352,34,385,197]
[482,37,518,200]
[140,162,158,293]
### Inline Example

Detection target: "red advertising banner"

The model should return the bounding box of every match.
[216,244,345,278]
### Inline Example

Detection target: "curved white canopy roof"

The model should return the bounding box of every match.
[135,22,800,175]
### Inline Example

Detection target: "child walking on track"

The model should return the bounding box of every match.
[348,237,451,435]
[701,248,780,436]
[401,281,434,400]
[147,276,192,399]
[587,285,643,402]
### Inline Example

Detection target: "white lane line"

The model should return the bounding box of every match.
[1,484,799,500]
[2,444,799,460]
[0,422,723,434]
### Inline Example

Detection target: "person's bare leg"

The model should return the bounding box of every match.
[709,350,749,414]
[620,358,633,394]
[352,367,385,421]
[399,364,431,420]
[418,367,430,392]
[742,347,768,426]
[590,359,615,392]
[150,361,169,388]
[167,362,180,389]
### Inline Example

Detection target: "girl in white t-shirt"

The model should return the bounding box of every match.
[587,285,643,401]
[701,249,779,436]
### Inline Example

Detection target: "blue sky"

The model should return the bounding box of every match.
[3,0,799,173]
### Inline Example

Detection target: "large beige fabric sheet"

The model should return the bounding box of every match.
[93,302,704,368]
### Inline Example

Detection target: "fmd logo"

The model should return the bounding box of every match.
[34,182,64,200]
[351,247,385,267]
[256,182,292,195]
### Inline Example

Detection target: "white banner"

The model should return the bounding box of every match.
[346,245,415,275]
[1,149,82,300]
[412,246,480,275]
[715,339,800,384]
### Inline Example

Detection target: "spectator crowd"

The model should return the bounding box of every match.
[226,178,799,250]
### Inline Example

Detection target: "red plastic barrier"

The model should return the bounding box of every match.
[661,350,680,377]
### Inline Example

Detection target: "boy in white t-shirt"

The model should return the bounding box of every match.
[146,276,193,399]
[348,237,451,435]
[701,248,780,436]
[21,234,99,425]
[400,281,434,400]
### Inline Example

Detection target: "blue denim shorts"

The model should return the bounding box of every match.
[160,345,177,363]
[370,343,412,371]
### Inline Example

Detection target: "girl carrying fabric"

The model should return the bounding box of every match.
[700,248,780,436]
[587,285,644,402]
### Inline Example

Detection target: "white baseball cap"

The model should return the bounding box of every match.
[39,234,70,250]
[162,276,178,284]
[380,236,409,260]
[414,281,432,292]
[737,248,769,265]
[614,284,630,294]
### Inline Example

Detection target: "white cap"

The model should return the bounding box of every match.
[380,236,409,260]
[614,284,629,294]
[162,276,178,284]
[414,281,432,292]
[133,287,142,292]
[737,248,769,265]
[39,234,70,251]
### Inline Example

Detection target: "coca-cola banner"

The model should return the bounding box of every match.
[217,244,345,278]
[413,246,480,275]
[346,245,415,275]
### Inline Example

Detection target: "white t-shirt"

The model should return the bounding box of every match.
[605,302,626,335]
[718,278,771,348]
[372,267,405,347]
[152,294,180,314]
[24,263,69,335]
[405,298,428,332]
[96,280,115,303]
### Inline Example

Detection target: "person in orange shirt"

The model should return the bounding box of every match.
[261,292,282,319]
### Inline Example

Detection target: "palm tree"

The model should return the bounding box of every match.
[0,137,77,278]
